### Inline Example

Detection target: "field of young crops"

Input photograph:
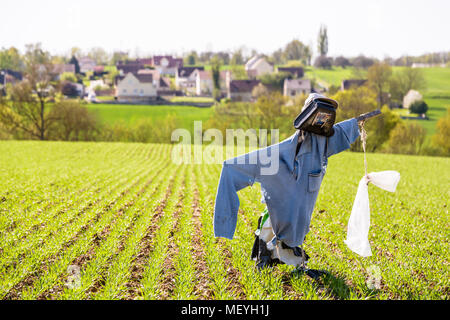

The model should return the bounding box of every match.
[0,140,448,300]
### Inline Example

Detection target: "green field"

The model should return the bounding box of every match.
[86,103,213,129]
[1,140,448,299]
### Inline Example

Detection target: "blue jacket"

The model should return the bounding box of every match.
[213,118,360,247]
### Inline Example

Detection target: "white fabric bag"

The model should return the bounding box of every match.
[345,171,400,257]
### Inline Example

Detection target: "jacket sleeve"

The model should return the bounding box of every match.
[327,118,360,157]
[213,156,258,240]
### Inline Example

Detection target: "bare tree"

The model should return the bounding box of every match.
[368,62,392,108]
[0,43,58,140]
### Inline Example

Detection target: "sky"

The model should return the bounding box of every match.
[1,0,449,59]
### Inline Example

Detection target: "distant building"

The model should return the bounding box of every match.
[116,60,143,76]
[283,79,312,97]
[245,56,273,79]
[152,56,183,76]
[193,70,230,96]
[52,64,76,75]
[228,79,261,101]
[176,67,204,93]
[412,63,446,68]
[403,89,423,109]
[78,57,96,73]
[116,72,157,102]
[277,67,304,78]
[136,68,171,93]
[341,79,368,91]
[0,69,22,95]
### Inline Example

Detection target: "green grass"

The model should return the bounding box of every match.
[0,140,448,299]
[304,66,356,87]
[168,96,214,103]
[86,103,213,129]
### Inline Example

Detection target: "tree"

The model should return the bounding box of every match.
[331,87,400,152]
[0,47,22,70]
[334,56,351,68]
[60,72,77,83]
[258,72,292,91]
[251,83,270,99]
[317,25,328,56]
[70,47,83,59]
[283,40,311,65]
[230,49,244,65]
[384,122,426,155]
[389,67,426,103]
[210,56,222,101]
[409,100,428,115]
[368,62,392,108]
[184,51,198,65]
[88,47,109,65]
[0,43,56,140]
[432,108,450,155]
[69,55,80,74]
[352,55,376,69]
[271,48,285,65]
[49,101,97,141]
[314,55,332,69]
[110,51,129,65]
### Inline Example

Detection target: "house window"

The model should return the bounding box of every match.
[134,89,138,93]
[122,89,127,93]
[291,90,296,96]
[140,89,144,94]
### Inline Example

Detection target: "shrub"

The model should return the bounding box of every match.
[383,121,426,155]
[432,108,450,155]
[409,100,428,115]
[49,101,98,141]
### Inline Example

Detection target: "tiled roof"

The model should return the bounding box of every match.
[135,74,153,83]
[229,80,261,93]
[278,67,304,77]
[284,79,311,90]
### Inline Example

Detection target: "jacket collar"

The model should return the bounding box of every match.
[281,130,312,173]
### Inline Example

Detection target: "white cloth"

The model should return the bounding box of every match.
[345,171,400,257]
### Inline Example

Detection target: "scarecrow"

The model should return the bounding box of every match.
[213,93,383,276]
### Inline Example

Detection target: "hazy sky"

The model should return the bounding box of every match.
[1,0,449,59]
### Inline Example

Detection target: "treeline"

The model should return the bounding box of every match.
[1,88,449,157]
[2,38,450,72]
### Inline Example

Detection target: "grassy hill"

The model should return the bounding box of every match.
[0,140,448,299]
[304,66,450,136]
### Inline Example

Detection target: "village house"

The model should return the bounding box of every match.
[175,67,204,94]
[228,79,260,102]
[341,79,367,91]
[137,68,171,93]
[283,79,312,97]
[52,64,76,75]
[245,56,273,79]
[193,70,230,96]
[78,57,96,73]
[152,56,183,76]
[277,67,304,78]
[0,69,22,95]
[117,60,143,76]
[116,72,157,102]
[403,89,423,109]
